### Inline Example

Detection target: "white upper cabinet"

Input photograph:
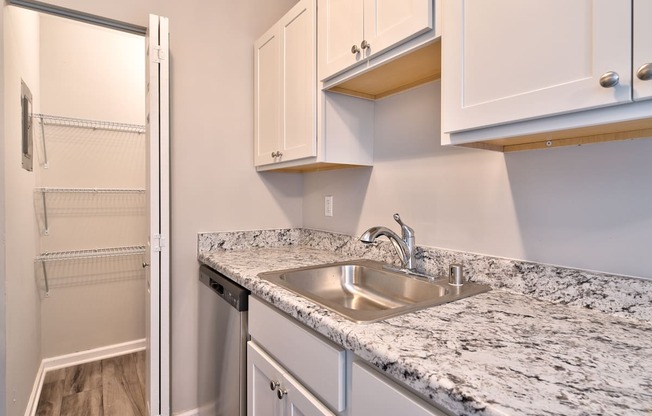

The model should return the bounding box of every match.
[254,0,317,167]
[319,0,433,80]
[442,0,632,134]
[441,0,652,151]
[254,29,281,166]
[633,0,652,101]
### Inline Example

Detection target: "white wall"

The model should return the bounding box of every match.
[3,7,42,416]
[162,2,301,412]
[0,1,6,410]
[39,14,145,123]
[303,81,652,279]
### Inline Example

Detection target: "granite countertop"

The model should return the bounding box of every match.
[197,232,652,415]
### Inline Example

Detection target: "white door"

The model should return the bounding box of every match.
[351,362,443,416]
[318,0,364,79]
[279,0,317,162]
[146,14,170,416]
[363,0,433,57]
[442,0,632,133]
[247,342,334,416]
[283,373,335,416]
[248,342,285,416]
[254,27,281,166]
[254,0,316,167]
[633,0,652,101]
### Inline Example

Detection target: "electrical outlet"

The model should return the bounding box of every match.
[324,195,333,217]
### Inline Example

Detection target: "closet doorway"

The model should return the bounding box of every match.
[6,3,170,415]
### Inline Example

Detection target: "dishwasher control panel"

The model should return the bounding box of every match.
[200,265,249,311]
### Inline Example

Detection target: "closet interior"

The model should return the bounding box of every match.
[32,13,147,359]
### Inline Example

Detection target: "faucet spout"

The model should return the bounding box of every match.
[359,214,416,270]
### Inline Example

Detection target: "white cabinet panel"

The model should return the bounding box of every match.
[249,297,346,412]
[283,371,335,416]
[319,0,433,80]
[442,0,632,134]
[281,1,317,161]
[254,0,316,167]
[363,0,433,57]
[318,0,365,79]
[249,342,285,416]
[248,342,334,416]
[351,362,445,416]
[633,0,652,100]
[254,29,281,166]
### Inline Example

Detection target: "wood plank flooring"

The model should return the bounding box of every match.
[36,351,146,416]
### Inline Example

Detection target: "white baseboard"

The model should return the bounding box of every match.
[25,339,146,416]
[42,338,146,371]
[174,409,199,416]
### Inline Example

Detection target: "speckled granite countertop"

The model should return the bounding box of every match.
[198,230,652,415]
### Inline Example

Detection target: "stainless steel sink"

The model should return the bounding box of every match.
[258,259,491,323]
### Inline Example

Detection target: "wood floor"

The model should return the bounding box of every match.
[36,351,146,416]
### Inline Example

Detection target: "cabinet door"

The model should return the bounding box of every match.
[363,0,433,57]
[254,27,281,166]
[248,342,284,416]
[442,0,632,134]
[248,342,335,416]
[351,362,445,416]
[283,372,335,416]
[279,0,317,162]
[633,0,652,101]
[318,0,365,79]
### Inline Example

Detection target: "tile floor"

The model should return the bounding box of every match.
[36,351,146,416]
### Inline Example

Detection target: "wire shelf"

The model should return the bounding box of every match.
[36,245,146,262]
[36,246,146,296]
[34,113,146,134]
[35,189,146,235]
[37,187,146,194]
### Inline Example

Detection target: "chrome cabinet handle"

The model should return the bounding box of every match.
[361,40,370,50]
[599,71,620,88]
[142,262,149,268]
[351,44,360,54]
[271,151,283,158]
[276,387,287,400]
[270,380,280,391]
[637,63,652,81]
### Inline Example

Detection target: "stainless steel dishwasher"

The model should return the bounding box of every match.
[198,264,249,416]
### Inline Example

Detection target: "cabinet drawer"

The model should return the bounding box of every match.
[249,297,346,411]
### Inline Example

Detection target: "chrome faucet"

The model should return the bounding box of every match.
[359,213,416,270]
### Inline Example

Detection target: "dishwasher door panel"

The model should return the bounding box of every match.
[198,275,248,416]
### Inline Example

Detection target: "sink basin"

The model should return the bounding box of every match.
[258,259,491,323]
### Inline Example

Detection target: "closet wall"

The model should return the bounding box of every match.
[3,7,41,415]
[35,14,146,358]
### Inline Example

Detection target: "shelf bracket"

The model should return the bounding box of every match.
[39,115,49,168]
[41,260,50,297]
[41,189,49,235]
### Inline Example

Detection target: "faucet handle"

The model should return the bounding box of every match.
[393,213,414,239]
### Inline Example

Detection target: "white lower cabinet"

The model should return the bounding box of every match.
[248,341,335,416]
[351,361,446,416]
[248,296,446,416]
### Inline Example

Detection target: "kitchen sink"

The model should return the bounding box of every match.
[258,259,491,323]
